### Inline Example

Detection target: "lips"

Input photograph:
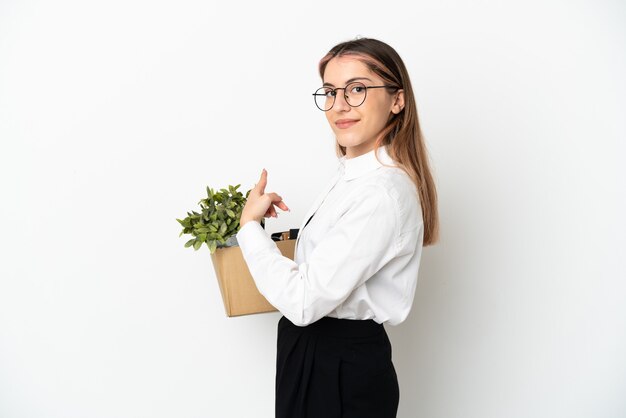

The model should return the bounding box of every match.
[335,119,359,129]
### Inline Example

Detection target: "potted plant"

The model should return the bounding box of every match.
[177,183,289,317]
[176,184,264,254]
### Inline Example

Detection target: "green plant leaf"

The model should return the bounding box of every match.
[180,182,251,251]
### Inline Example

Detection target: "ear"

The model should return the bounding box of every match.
[391,89,405,114]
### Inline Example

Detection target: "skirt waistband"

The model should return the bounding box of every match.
[279,315,384,339]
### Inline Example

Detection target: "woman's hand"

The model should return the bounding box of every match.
[240,169,290,227]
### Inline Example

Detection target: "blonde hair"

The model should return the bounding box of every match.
[318,38,440,246]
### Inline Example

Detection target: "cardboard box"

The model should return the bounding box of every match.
[210,239,296,317]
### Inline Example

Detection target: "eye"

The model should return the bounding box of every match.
[348,83,366,95]
[325,88,336,98]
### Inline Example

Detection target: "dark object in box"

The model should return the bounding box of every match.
[271,228,299,241]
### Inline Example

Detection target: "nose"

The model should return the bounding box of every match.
[332,90,351,112]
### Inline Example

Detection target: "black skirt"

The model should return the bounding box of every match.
[276,315,399,418]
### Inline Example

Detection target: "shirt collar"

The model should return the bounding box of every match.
[339,144,397,181]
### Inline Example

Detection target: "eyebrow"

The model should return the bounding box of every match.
[322,77,373,87]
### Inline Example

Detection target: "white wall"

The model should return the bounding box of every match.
[1,1,624,417]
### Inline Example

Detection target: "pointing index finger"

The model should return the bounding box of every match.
[257,168,267,192]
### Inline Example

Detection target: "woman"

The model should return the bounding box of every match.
[236,37,439,418]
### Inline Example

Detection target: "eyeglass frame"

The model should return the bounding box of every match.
[312,81,399,111]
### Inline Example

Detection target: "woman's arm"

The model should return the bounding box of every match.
[236,183,401,326]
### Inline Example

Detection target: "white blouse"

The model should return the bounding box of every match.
[236,144,424,327]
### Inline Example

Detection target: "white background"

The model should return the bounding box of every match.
[1,1,625,417]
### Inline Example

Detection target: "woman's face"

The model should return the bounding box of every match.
[322,55,404,159]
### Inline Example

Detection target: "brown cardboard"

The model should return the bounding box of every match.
[210,239,296,317]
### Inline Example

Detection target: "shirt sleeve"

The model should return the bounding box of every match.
[235,184,401,326]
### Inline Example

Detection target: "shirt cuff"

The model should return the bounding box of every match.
[236,220,276,257]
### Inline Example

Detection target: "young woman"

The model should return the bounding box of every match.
[236,37,439,418]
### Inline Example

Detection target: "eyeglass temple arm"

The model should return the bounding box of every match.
[311,85,396,95]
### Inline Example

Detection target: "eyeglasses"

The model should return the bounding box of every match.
[312,81,398,111]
